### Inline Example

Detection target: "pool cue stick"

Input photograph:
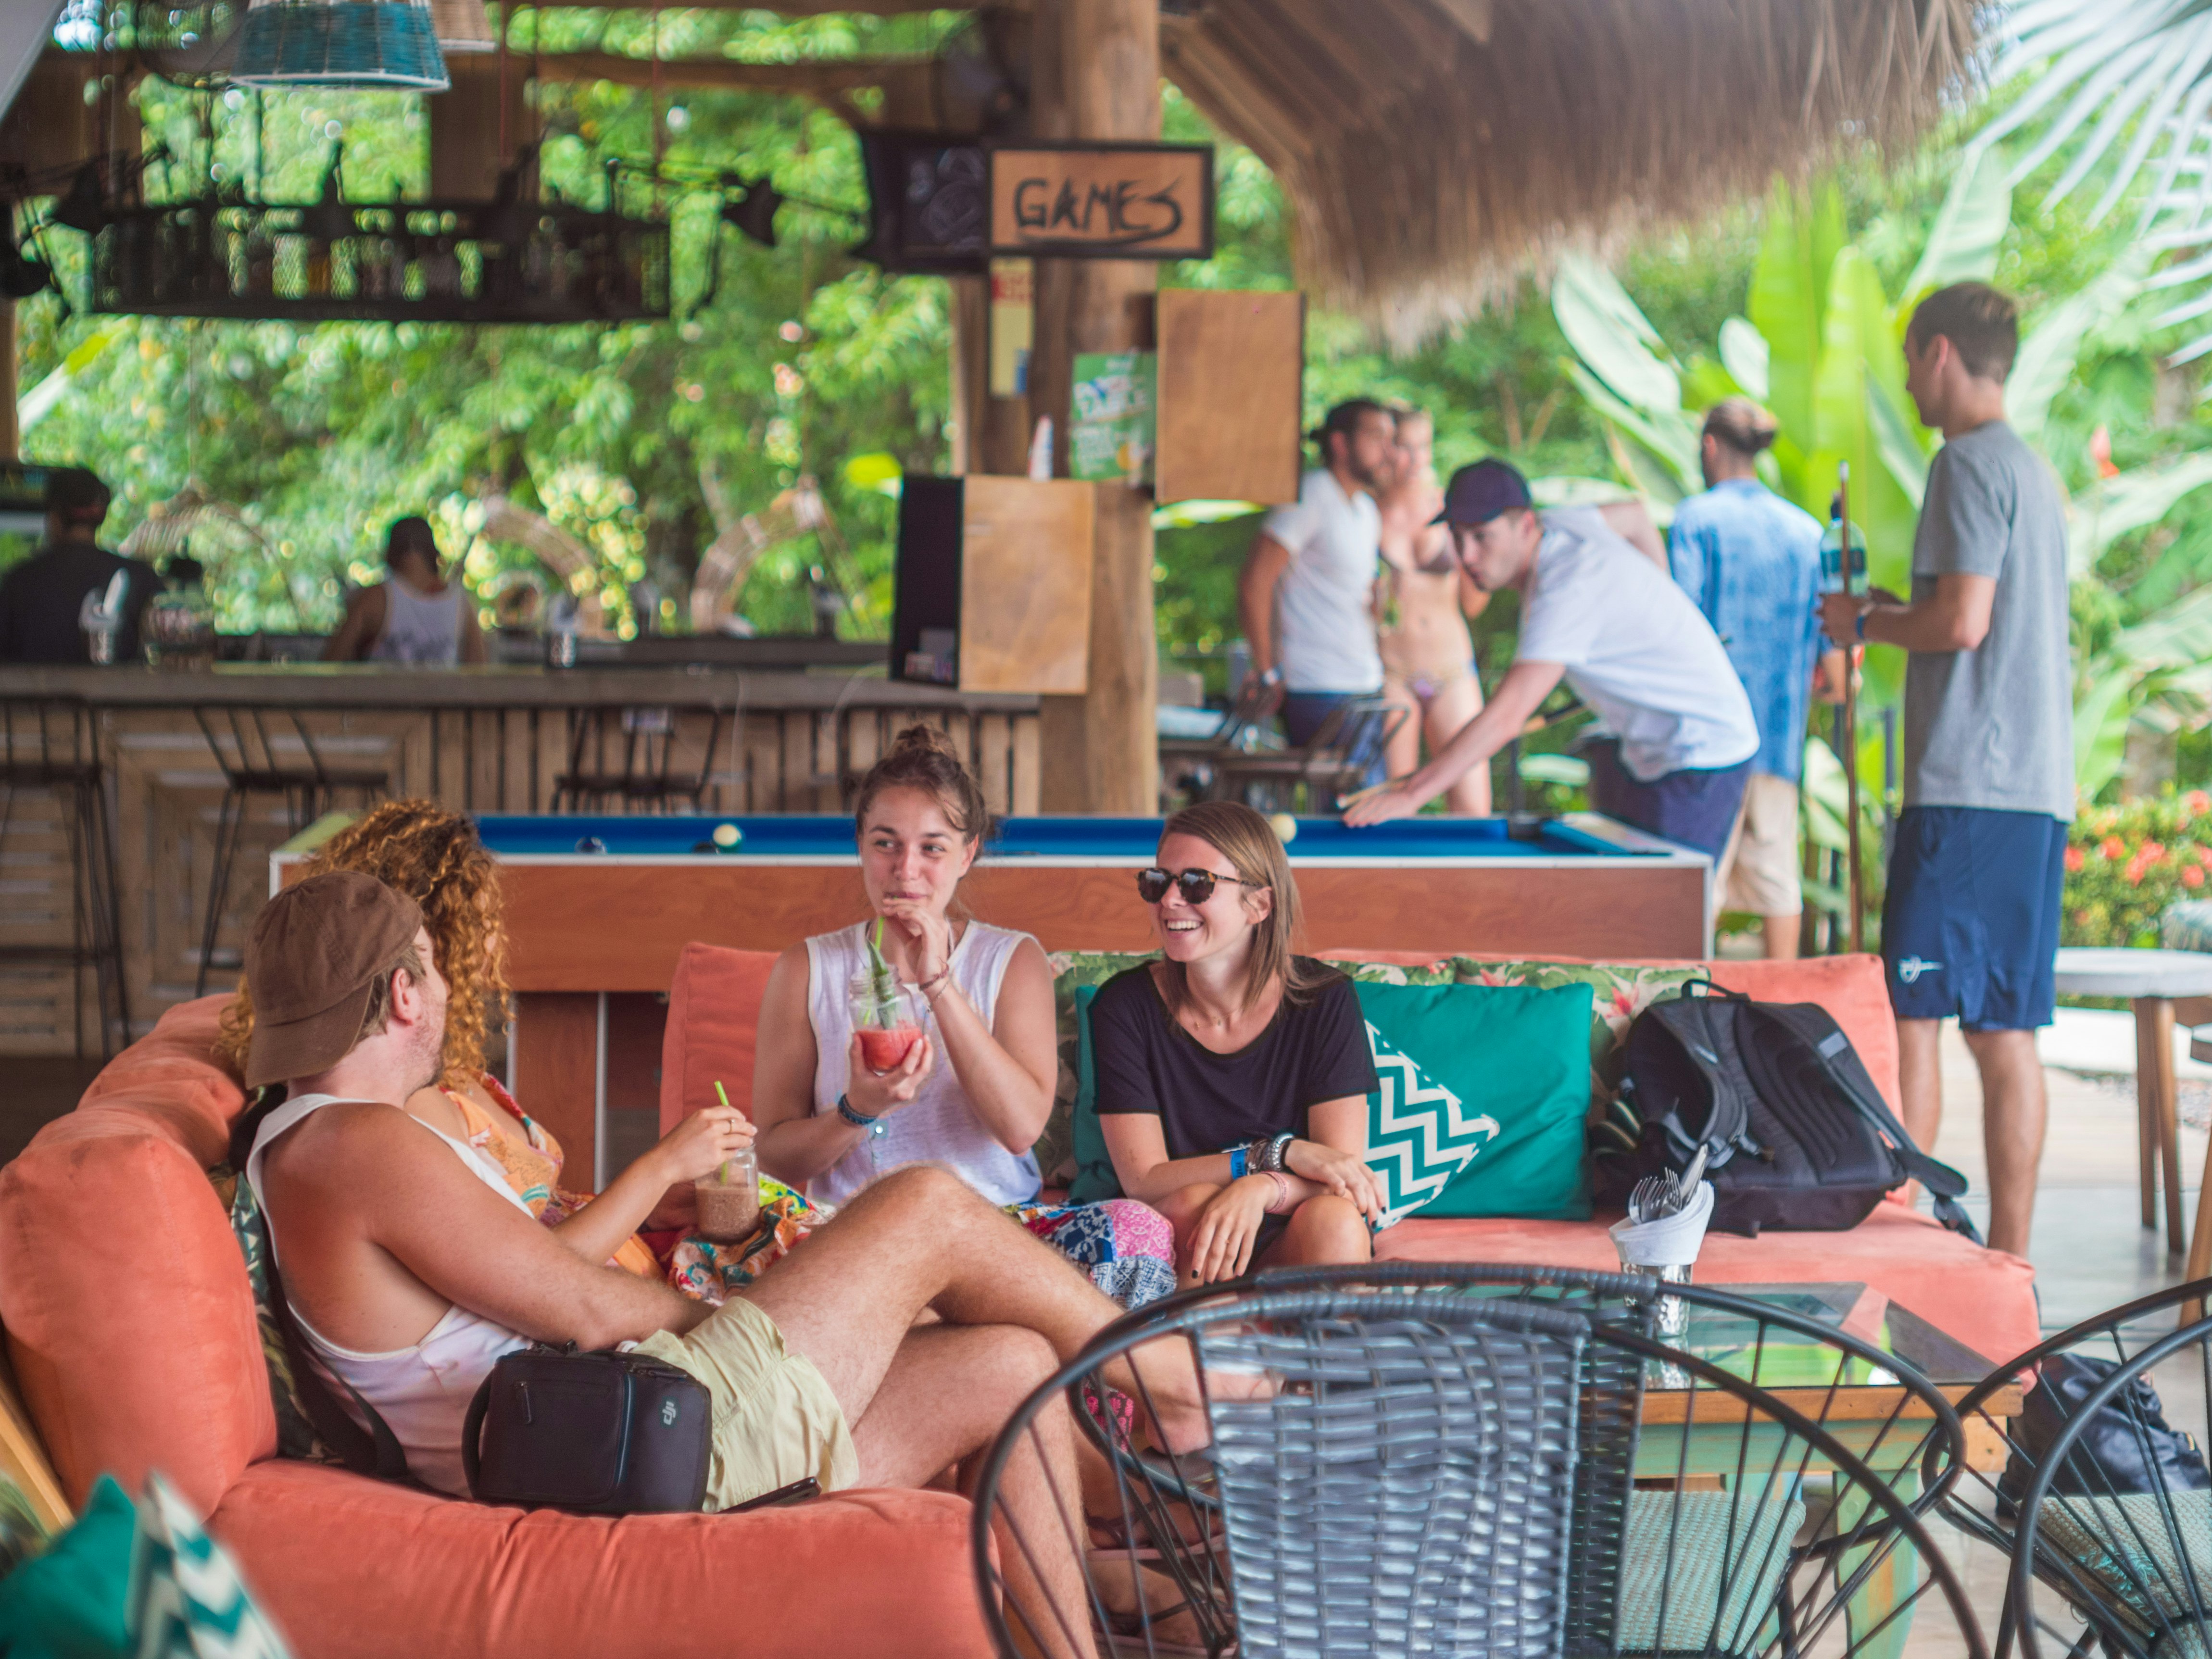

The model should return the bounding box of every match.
[1839,462,1864,954]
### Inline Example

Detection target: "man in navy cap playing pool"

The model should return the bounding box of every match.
[1344,460,1760,866]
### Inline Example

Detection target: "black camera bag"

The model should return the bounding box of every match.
[462,1345,711,1515]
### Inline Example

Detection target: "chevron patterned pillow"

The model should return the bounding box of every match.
[1357,980,1596,1225]
[1365,1018,1502,1227]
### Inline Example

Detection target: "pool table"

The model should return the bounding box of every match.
[276,811,1708,1183]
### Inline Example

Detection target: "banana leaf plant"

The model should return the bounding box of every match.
[1549,158,2212,798]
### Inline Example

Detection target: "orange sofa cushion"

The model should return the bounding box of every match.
[659,942,781,1136]
[2,991,993,1659]
[212,1459,989,1659]
[0,998,269,1515]
[1378,1200,2040,1369]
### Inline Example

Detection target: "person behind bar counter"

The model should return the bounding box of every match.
[325,516,487,666]
[0,466,155,664]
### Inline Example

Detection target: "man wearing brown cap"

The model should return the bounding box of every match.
[241,871,1205,1647]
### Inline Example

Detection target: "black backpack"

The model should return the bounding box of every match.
[1618,980,1980,1242]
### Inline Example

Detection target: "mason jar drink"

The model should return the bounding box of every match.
[694,1145,760,1244]
[849,972,924,1074]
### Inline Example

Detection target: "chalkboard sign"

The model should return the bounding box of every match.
[854,130,990,274]
[988,144,1213,260]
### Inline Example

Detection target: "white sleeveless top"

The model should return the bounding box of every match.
[245,1092,531,1496]
[369,578,465,666]
[805,919,1040,1207]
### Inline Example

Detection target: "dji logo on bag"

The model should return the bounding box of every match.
[662,1400,679,1428]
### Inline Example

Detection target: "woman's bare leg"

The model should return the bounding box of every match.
[1426,672,1490,815]
[1256,1194,1373,1269]
[1381,674,1422,780]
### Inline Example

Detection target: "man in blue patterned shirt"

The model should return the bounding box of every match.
[1669,400,1847,958]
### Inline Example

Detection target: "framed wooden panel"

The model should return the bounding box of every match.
[988,145,1213,260]
[958,477,1097,695]
[1155,289,1306,506]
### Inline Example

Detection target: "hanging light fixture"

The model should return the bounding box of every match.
[0,242,52,301]
[720,179,783,250]
[302,146,354,243]
[51,164,112,236]
[229,0,449,91]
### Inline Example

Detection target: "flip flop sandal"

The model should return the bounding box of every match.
[1087,1513,1229,1563]
[1098,1596,1237,1658]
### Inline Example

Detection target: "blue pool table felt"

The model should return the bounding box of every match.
[473,814,1666,861]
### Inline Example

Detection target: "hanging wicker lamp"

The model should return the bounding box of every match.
[229,0,450,91]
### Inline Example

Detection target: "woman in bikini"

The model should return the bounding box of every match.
[1377,408,1492,814]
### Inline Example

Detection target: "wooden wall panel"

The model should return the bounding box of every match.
[1155,289,1305,506]
[959,478,1097,695]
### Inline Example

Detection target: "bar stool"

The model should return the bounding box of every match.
[193,706,389,994]
[0,698,128,1057]
[550,704,727,814]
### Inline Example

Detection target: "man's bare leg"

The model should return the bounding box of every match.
[1896,1016,1944,1156]
[851,1323,1096,1659]
[740,1166,1207,1448]
[1963,1026,2046,1257]
[1760,915,1801,961]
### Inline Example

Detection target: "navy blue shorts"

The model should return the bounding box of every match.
[1582,738,1752,861]
[1883,806,2066,1031]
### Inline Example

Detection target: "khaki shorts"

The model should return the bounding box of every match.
[1715,771,1804,918]
[635,1297,859,1511]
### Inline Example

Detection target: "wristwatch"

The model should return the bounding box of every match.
[836,1093,886,1138]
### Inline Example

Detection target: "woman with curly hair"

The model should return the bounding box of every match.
[215,800,763,1284]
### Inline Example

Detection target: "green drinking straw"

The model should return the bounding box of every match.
[713,1080,735,1183]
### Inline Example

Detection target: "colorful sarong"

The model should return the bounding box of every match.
[1009,1198,1176,1311]
[665,1176,830,1306]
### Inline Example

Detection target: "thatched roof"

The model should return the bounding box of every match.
[1159,0,1982,343]
[524,0,1980,341]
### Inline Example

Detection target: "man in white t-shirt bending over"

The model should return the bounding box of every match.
[1239,400,1398,755]
[1345,459,1759,861]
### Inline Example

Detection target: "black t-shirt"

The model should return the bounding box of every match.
[0,543,157,664]
[1091,959,1378,1157]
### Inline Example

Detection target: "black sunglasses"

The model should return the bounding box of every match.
[1137,867,1263,906]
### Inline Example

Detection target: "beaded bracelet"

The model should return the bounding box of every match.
[1261,1170,1293,1214]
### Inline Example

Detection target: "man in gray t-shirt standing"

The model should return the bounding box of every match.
[1821,282,2072,1257]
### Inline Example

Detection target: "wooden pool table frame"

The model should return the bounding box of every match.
[274,811,1709,1184]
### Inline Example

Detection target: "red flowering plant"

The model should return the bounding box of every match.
[2066,790,2212,945]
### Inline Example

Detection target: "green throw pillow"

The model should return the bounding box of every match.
[0,1475,136,1658]
[1357,980,1594,1223]
[1067,985,1121,1204]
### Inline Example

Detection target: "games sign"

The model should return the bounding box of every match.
[987,144,1213,261]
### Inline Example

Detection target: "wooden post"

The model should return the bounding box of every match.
[0,300,16,462]
[1839,463,1863,954]
[1029,0,1161,814]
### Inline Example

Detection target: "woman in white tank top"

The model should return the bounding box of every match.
[753,727,1175,1308]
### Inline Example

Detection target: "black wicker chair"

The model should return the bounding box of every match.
[1941,1279,2212,1659]
[969,1263,1985,1659]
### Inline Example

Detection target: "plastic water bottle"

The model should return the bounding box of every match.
[1819,498,1868,596]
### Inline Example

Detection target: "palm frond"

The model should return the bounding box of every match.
[1978,0,2212,365]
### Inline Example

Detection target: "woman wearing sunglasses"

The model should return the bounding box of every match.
[752,725,1177,1309]
[1092,801,1388,1285]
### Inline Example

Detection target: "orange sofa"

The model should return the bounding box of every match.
[0,998,989,1659]
[662,944,2042,1369]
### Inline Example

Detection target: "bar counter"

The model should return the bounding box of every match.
[0,662,1041,1053]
